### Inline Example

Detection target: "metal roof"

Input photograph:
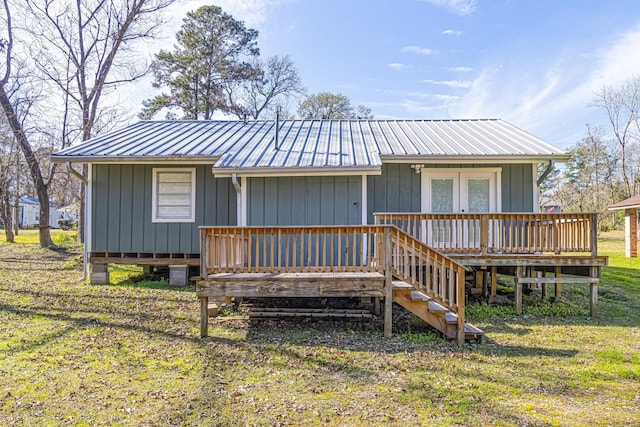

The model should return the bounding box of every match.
[52,119,569,172]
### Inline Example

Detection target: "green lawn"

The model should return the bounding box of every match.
[0,231,638,426]
[0,229,78,246]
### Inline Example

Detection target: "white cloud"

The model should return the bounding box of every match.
[445,23,640,148]
[421,0,477,16]
[401,45,433,56]
[448,66,473,72]
[423,79,473,88]
[388,63,409,71]
[171,0,289,29]
[441,29,463,36]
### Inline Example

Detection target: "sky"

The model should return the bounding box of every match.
[129,0,640,151]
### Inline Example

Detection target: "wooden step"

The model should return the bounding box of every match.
[410,290,430,301]
[392,280,414,290]
[445,312,458,324]
[464,323,484,337]
[427,300,448,314]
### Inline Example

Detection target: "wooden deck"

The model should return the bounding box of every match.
[195,225,471,344]
[195,214,607,343]
[376,212,607,316]
[89,212,602,344]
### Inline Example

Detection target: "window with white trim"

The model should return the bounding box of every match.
[152,168,196,222]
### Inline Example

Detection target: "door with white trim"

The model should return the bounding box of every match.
[421,168,501,247]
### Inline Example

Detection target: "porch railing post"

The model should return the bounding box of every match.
[384,226,393,338]
[456,265,466,346]
[590,213,598,256]
[480,214,489,255]
[200,228,208,279]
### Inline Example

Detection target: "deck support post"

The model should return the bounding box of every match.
[373,297,381,316]
[590,266,599,318]
[200,296,209,338]
[554,266,562,298]
[490,266,497,297]
[383,227,393,338]
[90,263,109,284]
[515,266,524,315]
[456,266,466,346]
[169,265,189,286]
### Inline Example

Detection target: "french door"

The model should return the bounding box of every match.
[421,168,501,247]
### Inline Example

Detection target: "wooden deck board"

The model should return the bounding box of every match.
[449,254,608,267]
[196,271,386,298]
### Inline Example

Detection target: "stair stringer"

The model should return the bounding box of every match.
[392,288,454,338]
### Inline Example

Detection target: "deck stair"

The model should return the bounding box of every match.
[392,280,484,342]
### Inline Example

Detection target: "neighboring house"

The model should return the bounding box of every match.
[609,195,640,258]
[51,119,607,342]
[18,197,61,228]
[540,197,561,213]
[58,202,80,226]
[18,197,40,228]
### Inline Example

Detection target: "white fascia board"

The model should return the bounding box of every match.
[379,155,570,164]
[50,156,219,164]
[212,166,382,178]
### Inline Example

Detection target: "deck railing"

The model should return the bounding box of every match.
[200,225,387,275]
[199,225,468,343]
[375,212,598,256]
[388,226,466,313]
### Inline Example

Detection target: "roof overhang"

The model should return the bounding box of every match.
[608,195,640,211]
[609,204,640,211]
[379,154,571,163]
[213,166,382,178]
[50,155,220,164]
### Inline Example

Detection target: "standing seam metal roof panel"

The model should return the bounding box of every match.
[52,119,568,168]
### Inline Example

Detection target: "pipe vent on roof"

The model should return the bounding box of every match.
[273,105,281,150]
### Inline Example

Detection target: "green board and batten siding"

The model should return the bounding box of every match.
[367,163,534,222]
[247,176,362,226]
[90,163,533,254]
[91,164,236,254]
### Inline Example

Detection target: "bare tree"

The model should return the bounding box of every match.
[17,0,176,243]
[0,124,17,241]
[560,124,618,229]
[0,0,54,246]
[594,75,640,199]
[224,55,306,120]
[297,92,374,119]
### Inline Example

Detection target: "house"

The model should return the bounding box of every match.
[57,202,80,228]
[18,197,60,228]
[540,197,561,213]
[18,197,40,227]
[51,119,607,343]
[609,195,640,258]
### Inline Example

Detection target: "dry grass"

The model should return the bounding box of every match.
[0,232,639,426]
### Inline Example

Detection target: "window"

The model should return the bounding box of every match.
[152,168,196,222]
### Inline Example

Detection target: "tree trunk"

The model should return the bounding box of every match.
[1,188,14,242]
[0,85,53,247]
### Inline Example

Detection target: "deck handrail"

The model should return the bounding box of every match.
[387,227,467,342]
[199,225,468,344]
[199,225,389,277]
[199,225,465,342]
[374,212,598,256]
